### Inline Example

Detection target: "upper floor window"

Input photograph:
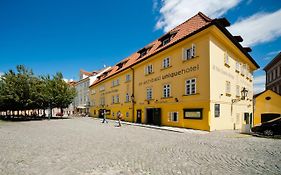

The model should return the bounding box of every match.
[183,44,196,60]
[146,88,153,100]
[116,95,120,103]
[162,57,170,69]
[112,79,120,87]
[224,52,230,66]
[125,93,130,102]
[185,78,196,95]
[99,86,105,91]
[235,61,240,72]
[236,85,240,97]
[163,84,171,98]
[145,64,153,75]
[162,38,170,46]
[125,74,131,82]
[241,64,246,75]
[226,81,231,94]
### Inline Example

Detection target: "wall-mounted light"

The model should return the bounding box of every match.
[241,87,248,100]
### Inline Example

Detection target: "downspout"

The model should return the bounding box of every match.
[130,67,135,123]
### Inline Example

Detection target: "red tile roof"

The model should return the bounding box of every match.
[91,12,259,87]
[80,69,97,76]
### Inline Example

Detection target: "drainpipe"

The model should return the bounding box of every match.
[130,67,135,123]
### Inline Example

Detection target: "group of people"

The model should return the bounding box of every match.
[101,110,122,127]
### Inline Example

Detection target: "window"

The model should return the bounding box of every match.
[99,86,105,91]
[183,44,196,60]
[162,57,170,68]
[100,97,105,105]
[226,81,231,94]
[169,112,178,122]
[112,96,115,104]
[92,89,96,94]
[116,79,119,85]
[140,50,147,57]
[126,112,129,118]
[241,64,246,75]
[163,84,171,98]
[236,85,240,97]
[162,38,170,46]
[125,74,131,82]
[145,64,153,75]
[184,108,203,119]
[224,52,230,66]
[116,95,120,103]
[112,79,120,87]
[235,61,240,72]
[146,88,153,100]
[125,93,130,102]
[112,112,115,117]
[214,104,220,117]
[185,78,196,95]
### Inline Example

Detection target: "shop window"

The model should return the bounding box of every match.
[146,88,153,100]
[163,84,171,98]
[183,44,196,60]
[214,104,220,117]
[169,112,178,122]
[184,108,203,119]
[162,57,170,68]
[145,64,153,75]
[185,78,196,95]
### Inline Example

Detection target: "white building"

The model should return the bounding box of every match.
[74,68,111,115]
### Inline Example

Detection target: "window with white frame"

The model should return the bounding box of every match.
[162,57,170,68]
[236,85,240,97]
[224,52,230,66]
[214,104,220,117]
[183,44,196,60]
[235,61,240,72]
[241,64,246,75]
[145,64,153,75]
[163,84,171,98]
[125,74,131,82]
[146,88,153,100]
[92,89,96,94]
[99,86,105,91]
[226,81,231,94]
[169,112,178,122]
[116,79,120,85]
[125,93,130,102]
[185,78,196,95]
[116,95,120,103]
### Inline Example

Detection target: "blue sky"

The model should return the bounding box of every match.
[0,0,280,93]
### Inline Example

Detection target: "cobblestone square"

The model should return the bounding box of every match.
[0,118,280,175]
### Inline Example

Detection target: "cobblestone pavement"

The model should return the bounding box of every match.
[0,118,280,175]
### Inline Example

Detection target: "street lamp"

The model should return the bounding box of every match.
[241,87,248,100]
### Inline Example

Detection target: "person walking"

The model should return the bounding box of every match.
[102,109,108,123]
[117,111,122,127]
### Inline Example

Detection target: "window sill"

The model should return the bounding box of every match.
[111,85,120,88]
[160,65,172,71]
[124,101,131,103]
[182,56,198,62]
[226,93,231,97]
[125,80,131,83]
[161,96,173,99]
[145,99,154,101]
[182,93,199,96]
[224,63,230,68]
[145,72,154,76]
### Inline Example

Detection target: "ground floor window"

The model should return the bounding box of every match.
[214,104,220,117]
[184,108,203,119]
[169,112,178,122]
[126,112,129,118]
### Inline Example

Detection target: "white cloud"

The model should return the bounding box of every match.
[155,0,241,32]
[229,9,281,46]
[253,75,265,94]
[0,72,4,77]
[266,50,281,56]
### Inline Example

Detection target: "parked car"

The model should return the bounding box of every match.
[251,116,281,136]
[56,112,64,116]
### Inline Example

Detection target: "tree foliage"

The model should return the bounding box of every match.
[0,65,76,117]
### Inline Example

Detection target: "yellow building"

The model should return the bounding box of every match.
[254,90,281,125]
[89,12,259,131]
